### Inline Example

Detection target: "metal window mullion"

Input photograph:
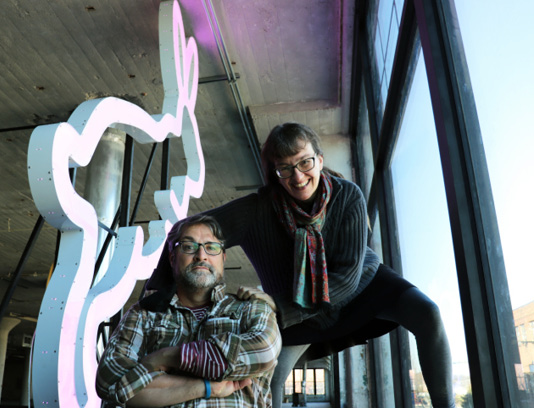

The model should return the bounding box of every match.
[358,4,416,406]
[413,0,521,406]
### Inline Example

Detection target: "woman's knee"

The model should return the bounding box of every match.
[420,298,444,331]
[400,288,445,335]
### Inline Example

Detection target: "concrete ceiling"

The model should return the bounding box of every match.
[0,0,358,353]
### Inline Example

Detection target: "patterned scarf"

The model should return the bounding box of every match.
[272,172,333,309]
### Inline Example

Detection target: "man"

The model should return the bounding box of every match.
[96,215,282,407]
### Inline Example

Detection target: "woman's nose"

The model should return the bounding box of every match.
[291,167,306,180]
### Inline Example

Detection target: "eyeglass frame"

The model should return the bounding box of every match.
[274,154,317,179]
[174,240,225,256]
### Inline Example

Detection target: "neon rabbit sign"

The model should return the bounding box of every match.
[27,1,203,406]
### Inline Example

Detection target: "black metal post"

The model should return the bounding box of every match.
[161,138,170,191]
[0,216,45,322]
[130,143,158,225]
[120,136,134,228]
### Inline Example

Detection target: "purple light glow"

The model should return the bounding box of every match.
[28,1,203,407]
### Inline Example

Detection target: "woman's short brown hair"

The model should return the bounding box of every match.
[261,122,324,186]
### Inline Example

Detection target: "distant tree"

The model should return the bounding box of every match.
[458,387,473,408]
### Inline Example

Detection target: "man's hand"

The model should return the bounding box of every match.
[210,378,252,398]
[236,286,277,312]
[140,346,180,372]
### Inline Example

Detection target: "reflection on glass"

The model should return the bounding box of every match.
[373,0,403,105]
[390,51,472,405]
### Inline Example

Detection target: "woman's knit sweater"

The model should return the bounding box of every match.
[204,175,381,329]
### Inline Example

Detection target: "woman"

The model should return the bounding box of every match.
[149,123,454,408]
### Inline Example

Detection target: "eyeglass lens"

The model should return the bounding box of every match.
[177,241,222,255]
[276,157,315,178]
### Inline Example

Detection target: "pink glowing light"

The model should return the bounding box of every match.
[28,1,203,407]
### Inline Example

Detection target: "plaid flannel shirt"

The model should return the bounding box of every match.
[96,284,281,408]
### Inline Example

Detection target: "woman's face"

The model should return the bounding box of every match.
[274,141,324,204]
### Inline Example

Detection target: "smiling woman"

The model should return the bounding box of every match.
[147,121,456,408]
[273,144,323,205]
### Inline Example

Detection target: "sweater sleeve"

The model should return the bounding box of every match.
[323,178,371,307]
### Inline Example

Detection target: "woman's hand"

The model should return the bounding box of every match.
[236,286,277,312]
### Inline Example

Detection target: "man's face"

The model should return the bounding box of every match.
[169,224,226,290]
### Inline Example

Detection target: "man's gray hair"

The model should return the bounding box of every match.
[166,214,225,253]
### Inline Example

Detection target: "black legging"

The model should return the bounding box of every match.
[271,287,455,408]
[377,286,454,408]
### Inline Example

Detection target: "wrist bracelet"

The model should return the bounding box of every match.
[203,378,211,399]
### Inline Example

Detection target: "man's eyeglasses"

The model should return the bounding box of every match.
[175,241,224,256]
[274,155,316,179]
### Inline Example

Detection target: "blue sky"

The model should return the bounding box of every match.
[389,0,534,377]
[456,0,534,310]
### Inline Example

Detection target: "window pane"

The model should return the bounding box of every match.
[315,369,326,395]
[306,369,315,395]
[284,373,294,395]
[294,369,303,393]
[455,1,534,404]
[374,0,403,105]
[391,51,471,404]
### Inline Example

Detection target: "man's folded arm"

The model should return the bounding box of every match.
[172,300,282,381]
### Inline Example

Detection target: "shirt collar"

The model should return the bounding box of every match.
[169,283,227,309]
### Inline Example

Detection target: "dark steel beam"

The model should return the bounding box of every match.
[130,143,158,225]
[94,206,122,283]
[0,216,45,322]
[358,1,424,405]
[413,0,521,406]
[161,138,170,191]
[120,135,134,228]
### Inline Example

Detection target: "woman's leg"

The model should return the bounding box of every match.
[271,344,310,408]
[377,287,455,408]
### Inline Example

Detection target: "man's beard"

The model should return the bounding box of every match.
[178,261,222,289]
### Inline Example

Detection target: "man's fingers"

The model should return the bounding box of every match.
[235,378,252,390]
[211,378,253,398]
